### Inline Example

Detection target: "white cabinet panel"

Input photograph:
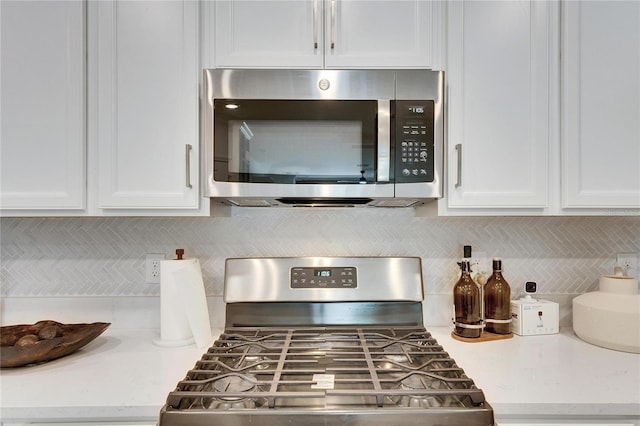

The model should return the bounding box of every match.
[215,0,322,68]
[0,1,85,210]
[561,0,640,209]
[445,0,550,209]
[95,0,199,209]
[324,0,433,68]
[212,0,436,69]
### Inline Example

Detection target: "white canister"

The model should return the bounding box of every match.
[573,272,639,354]
[599,273,638,295]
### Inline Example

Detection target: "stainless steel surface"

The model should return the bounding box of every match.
[159,257,494,426]
[160,326,493,426]
[377,100,391,182]
[455,143,462,188]
[205,69,395,100]
[202,69,444,207]
[160,410,494,426]
[185,144,192,189]
[225,302,425,327]
[224,257,423,303]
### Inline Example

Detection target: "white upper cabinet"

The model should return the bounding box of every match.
[444,0,552,211]
[561,1,640,210]
[214,0,322,68]
[0,1,85,210]
[93,0,200,210]
[213,0,439,69]
[323,0,434,68]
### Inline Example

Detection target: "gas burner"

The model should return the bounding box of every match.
[212,374,257,395]
[397,373,467,409]
[400,373,427,390]
[245,355,271,370]
[215,344,273,371]
[379,342,414,364]
[396,395,441,408]
[203,397,267,410]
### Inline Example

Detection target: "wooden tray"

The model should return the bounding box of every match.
[0,320,110,368]
[451,330,514,343]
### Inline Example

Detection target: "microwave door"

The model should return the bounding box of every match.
[212,100,387,186]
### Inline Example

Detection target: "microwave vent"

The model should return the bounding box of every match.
[228,199,275,207]
[276,198,373,207]
[370,199,423,208]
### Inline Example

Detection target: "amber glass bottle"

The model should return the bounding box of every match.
[453,260,482,338]
[484,258,512,334]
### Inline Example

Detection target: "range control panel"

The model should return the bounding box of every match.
[290,267,357,289]
[394,100,435,183]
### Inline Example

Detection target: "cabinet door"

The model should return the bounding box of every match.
[561,1,640,209]
[0,1,85,210]
[95,0,199,209]
[214,0,322,68]
[446,0,550,209]
[325,0,433,68]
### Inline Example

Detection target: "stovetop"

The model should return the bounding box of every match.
[159,257,494,426]
[160,325,493,426]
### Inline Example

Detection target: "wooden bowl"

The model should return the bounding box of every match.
[0,320,110,368]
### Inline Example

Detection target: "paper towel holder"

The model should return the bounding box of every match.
[153,251,212,348]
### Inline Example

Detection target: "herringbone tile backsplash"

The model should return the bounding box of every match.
[1,211,638,298]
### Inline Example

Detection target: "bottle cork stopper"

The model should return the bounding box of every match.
[176,249,184,260]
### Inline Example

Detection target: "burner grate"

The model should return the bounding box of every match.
[166,326,486,411]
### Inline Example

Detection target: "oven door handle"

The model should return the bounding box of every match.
[377,100,391,182]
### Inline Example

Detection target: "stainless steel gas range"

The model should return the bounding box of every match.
[159,257,494,426]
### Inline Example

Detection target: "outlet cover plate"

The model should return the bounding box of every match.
[145,253,165,283]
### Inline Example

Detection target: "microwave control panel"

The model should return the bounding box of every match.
[290,267,357,289]
[394,100,435,183]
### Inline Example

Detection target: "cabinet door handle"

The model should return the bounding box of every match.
[455,144,462,188]
[330,0,337,49]
[313,0,319,48]
[185,144,193,189]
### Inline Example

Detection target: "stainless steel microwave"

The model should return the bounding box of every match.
[203,69,444,207]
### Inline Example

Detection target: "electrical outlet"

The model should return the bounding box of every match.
[616,252,639,276]
[145,253,165,283]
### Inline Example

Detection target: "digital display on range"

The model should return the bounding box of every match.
[291,267,357,289]
[314,269,332,277]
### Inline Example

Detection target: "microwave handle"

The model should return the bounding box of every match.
[377,100,391,182]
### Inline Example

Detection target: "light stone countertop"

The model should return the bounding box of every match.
[1,327,638,425]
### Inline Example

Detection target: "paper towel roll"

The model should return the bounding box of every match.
[154,258,212,348]
[173,259,213,348]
